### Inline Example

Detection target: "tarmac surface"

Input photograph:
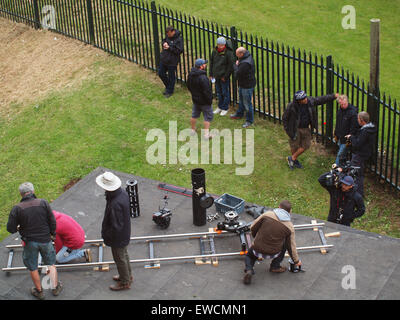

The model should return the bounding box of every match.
[1,167,399,300]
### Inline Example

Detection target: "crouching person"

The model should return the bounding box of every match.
[53,211,92,264]
[243,200,301,285]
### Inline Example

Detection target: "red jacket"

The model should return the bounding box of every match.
[53,211,85,253]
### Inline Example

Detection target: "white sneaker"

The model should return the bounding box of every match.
[220,110,228,116]
[213,108,222,114]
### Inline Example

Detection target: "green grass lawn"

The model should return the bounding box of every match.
[0,54,399,241]
[154,0,400,101]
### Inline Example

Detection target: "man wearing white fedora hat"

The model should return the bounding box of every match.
[96,171,133,291]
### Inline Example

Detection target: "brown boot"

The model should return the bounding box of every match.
[109,282,131,291]
[269,266,287,273]
[112,275,133,284]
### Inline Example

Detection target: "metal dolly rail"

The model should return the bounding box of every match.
[2,222,333,273]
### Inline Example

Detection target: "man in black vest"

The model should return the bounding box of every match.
[7,182,61,300]
[96,172,132,291]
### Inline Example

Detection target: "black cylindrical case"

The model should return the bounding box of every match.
[126,179,140,218]
[191,168,206,226]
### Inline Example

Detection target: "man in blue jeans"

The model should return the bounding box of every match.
[7,182,62,299]
[230,47,256,128]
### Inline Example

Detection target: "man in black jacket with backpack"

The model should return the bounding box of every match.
[187,58,214,139]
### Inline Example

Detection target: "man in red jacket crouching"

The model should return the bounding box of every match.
[53,211,92,264]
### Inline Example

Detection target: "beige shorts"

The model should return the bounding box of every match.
[289,128,311,154]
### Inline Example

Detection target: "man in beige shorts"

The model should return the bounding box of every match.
[283,90,338,169]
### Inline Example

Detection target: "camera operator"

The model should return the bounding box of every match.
[318,170,365,226]
[345,111,377,197]
[333,95,359,166]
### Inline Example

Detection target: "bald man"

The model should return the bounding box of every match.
[230,47,256,128]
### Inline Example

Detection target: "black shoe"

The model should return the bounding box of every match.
[293,159,303,169]
[164,93,173,98]
[287,156,294,170]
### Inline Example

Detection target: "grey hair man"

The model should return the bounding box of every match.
[7,182,61,300]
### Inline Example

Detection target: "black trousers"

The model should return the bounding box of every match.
[244,243,286,274]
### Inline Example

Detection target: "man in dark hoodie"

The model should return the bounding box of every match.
[230,47,256,128]
[333,95,359,166]
[96,172,132,291]
[158,25,184,98]
[318,174,365,226]
[282,90,339,169]
[209,36,235,116]
[345,111,377,197]
[243,200,301,285]
[187,58,214,139]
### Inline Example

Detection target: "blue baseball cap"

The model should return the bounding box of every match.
[340,176,354,186]
[295,90,307,101]
[195,58,208,67]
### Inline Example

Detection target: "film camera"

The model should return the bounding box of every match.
[216,211,251,234]
[152,195,172,229]
[324,162,360,189]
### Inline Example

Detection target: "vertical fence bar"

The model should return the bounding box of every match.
[325,55,334,144]
[86,0,95,44]
[33,0,40,29]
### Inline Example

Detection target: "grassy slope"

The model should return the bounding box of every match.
[0,55,399,241]
[155,0,400,100]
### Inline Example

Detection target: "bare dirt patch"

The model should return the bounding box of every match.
[0,17,110,116]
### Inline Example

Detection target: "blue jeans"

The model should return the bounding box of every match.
[56,246,85,264]
[335,142,348,166]
[23,241,56,271]
[236,87,254,123]
[215,79,230,110]
[158,62,177,94]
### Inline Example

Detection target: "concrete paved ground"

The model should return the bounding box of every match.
[1,167,399,300]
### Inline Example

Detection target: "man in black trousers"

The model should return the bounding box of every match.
[158,25,184,98]
[96,171,133,291]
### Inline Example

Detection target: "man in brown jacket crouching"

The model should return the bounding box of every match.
[243,200,302,285]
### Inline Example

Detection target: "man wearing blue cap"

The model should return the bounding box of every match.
[282,90,339,169]
[318,171,365,226]
[187,58,214,139]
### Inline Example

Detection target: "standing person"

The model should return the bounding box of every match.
[230,47,256,128]
[158,25,184,98]
[243,200,301,285]
[7,182,62,300]
[209,36,235,116]
[345,111,377,197]
[333,95,359,166]
[53,211,92,264]
[318,172,365,226]
[282,90,339,169]
[187,58,214,139]
[96,172,133,291]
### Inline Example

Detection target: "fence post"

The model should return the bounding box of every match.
[32,0,41,29]
[325,55,334,144]
[151,1,160,69]
[230,26,238,107]
[86,0,95,45]
[368,18,380,125]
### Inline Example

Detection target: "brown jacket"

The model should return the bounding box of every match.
[250,210,299,263]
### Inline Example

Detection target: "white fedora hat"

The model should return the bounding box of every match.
[96,172,121,191]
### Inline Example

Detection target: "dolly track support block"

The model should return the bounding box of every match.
[325,232,341,238]
[94,264,109,272]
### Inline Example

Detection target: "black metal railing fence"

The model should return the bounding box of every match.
[1,0,398,191]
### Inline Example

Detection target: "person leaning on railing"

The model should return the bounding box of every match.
[282,90,339,170]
